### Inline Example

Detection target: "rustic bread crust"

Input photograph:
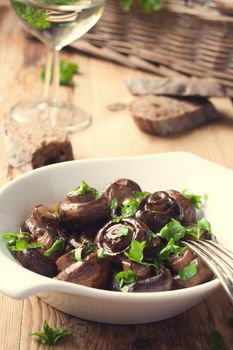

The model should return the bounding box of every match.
[130,95,221,136]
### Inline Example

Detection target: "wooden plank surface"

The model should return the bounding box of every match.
[0,6,233,350]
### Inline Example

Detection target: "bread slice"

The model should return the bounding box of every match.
[2,120,74,172]
[130,95,221,136]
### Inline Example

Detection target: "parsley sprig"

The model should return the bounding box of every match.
[115,269,137,292]
[71,240,96,262]
[12,1,51,29]
[68,180,91,196]
[29,320,72,345]
[3,232,43,252]
[44,238,65,257]
[181,189,208,209]
[120,0,164,12]
[179,261,198,281]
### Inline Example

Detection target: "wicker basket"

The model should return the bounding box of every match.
[78,0,233,96]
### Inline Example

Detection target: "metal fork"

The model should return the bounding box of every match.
[182,239,233,304]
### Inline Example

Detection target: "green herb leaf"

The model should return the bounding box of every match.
[157,219,186,243]
[117,226,129,237]
[207,331,227,350]
[12,1,51,29]
[97,247,106,259]
[71,247,83,262]
[11,240,43,252]
[41,59,79,86]
[68,180,91,196]
[139,0,164,12]
[115,269,137,290]
[29,320,72,345]
[181,189,207,209]
[110,198,118,210]
[158,238,183,262]
[44,239,65,257]
[185,218,212,240]
[125,240,146,264]
[3,232,42,251]
[179,260,198,281]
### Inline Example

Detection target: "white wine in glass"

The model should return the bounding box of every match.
[10,0,105,131]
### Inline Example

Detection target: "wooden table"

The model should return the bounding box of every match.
[0,5,233,350]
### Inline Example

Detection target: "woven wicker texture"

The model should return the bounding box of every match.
[82,0,233,95]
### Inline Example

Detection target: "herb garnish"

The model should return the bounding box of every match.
[113,191,150,222]
[71,240,96,262]
[181,189,208,209]
[41,60,79,86]
[115,269,137,292]
[44,238,65,257]
[110,198,118,210]
[3,232,43,252]
[120,0,164,12]
[185,218,212,240]
[117,226,129,237]
[158,238,183,262]
[179,261,198,281]
[97,247,106,259]
[157,219,186,243]
[68,180,91,196]
[125,240,146,264]
[207,330,227,350]
[29,320,72,345]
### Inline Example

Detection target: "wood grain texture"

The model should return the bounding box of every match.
[0,7,233,350]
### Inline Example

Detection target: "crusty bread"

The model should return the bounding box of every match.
[2,120,74,172]
[130,95,221,136]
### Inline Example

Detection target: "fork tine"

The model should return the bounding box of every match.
[203,240,233,261]
[193,240,233,271]
[190,241,233,284]
[183,241,233,304]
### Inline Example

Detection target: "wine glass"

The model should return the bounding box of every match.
[10,0,105,132]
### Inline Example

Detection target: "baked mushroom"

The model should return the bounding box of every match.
[95,218,160,257]
[173,257,213,289]
[127,268,173,292]
[166,190,196,225]
[136,191,180,232]
[56,253,110,288]
[103,178,141,208]
[59,184,110,229]
[167,248,196,273]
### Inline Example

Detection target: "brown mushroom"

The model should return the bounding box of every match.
[15,249,58,277]
[173,257,214,289]
[168,248,196,273]
[103,178,141,208]
[128,268,173,292]
[136,191,180,232]
[56,253,110,288]
[166,190,196,225]
[121,258,151,281]
[59,192,110,229]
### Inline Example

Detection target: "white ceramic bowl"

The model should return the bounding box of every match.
[0,152,232,324]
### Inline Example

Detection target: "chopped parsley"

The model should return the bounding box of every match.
[3,232,43,252]
[181,189,208,209]
[44,238,65,257]
[97,247,106,259]
[113,191,150,222]
[158,238,183,262]
[29,320,72,345]
[117,226,129,237]
[68,180,91,196]
[125,240,146,264]
[179,261,198,281]
[41,60,79,86]
[110,198,118,210]
[157,219,186,243]
[207,331,227,350]
[115,269,137,292]
[71,247,83,262]
[120,0,164,12]
[186,218,212,240]
[71,240,96,262]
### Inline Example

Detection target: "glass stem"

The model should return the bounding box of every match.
[42,48,53,101]
[52,49,60,104]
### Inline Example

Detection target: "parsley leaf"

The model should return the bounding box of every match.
[97,247,106,259]
[12,1,51,29]
[115,269,137,291]
[71,247,83,262]
[179,261,198,281]
[120,0,164,12]
[110,198,118,210]
[117,226,129,237]
[29,320,72,345]
[44,238,65,257]
[157,219,186,243]
[158,238,183,262]
[68,180,91,196]
[125,240,146,264]
[181,189,208,209]
[41,60,79,86]
[3,232,43,252]
[71,240,96,261]
[208,331,227,350]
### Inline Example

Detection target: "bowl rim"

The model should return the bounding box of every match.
[0,151,224,300]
